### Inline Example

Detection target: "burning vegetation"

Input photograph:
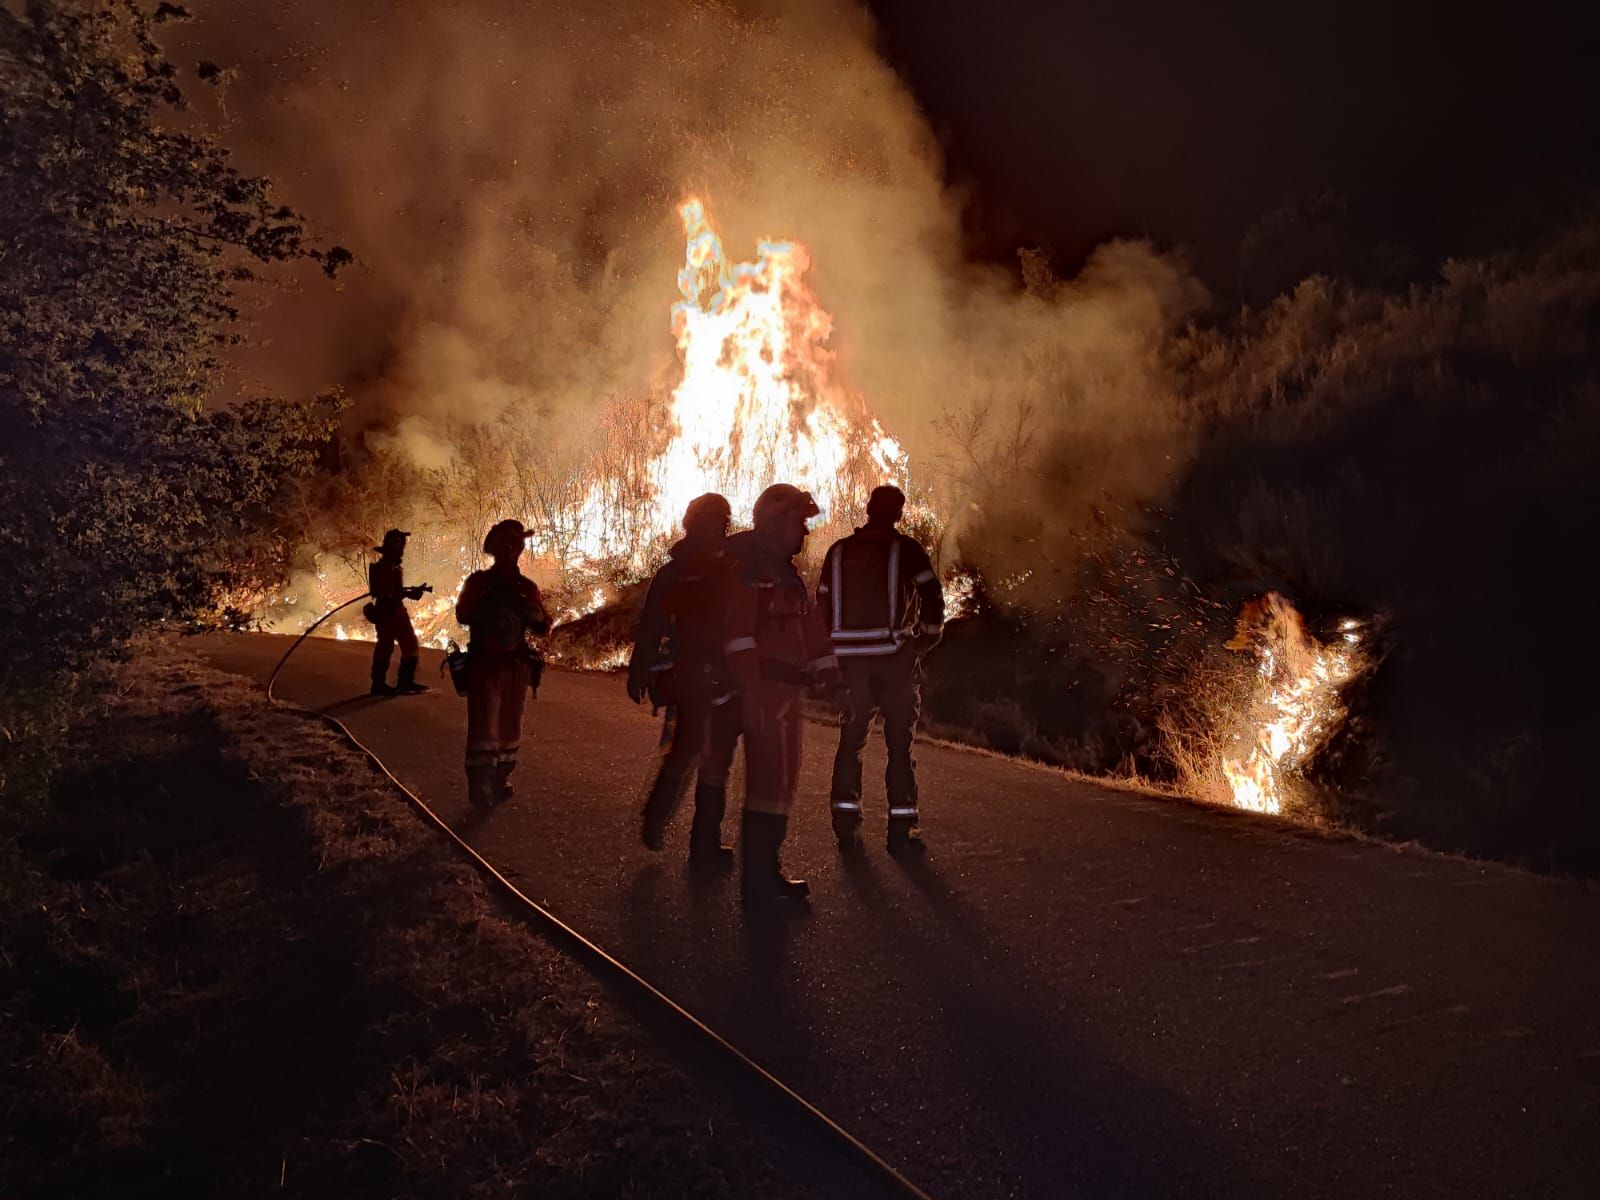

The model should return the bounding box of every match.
[1160,594,1371,818]
[10,0,1600,878]
[260,195,911,653]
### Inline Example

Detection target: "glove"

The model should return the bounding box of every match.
[626,668,649,705]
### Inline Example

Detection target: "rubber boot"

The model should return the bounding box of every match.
[687,783,734,873]
[467,765,497,810]
[493,762,514,805]
[394,657,429,694]
[639,774,678,851]
[740,811,809,909]
[370,669,396,697]
[831,807,864,855]
[887,818,924,856]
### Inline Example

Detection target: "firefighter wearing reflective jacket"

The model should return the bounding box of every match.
[368,528,430,697]
[627,493,739,871]
[816,485,944,853]
[723,484,839,908]
[456,520,551,809]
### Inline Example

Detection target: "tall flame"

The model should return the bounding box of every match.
[259,195,910,644]
[644,196,905,537]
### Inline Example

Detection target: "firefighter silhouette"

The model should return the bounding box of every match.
[368,528,430,697]
[456,519,551,809]
[627,492,740,871]
[816,485,945,853]
[722,483,839,908]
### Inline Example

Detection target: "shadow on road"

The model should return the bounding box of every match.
[860,849,1279,1198]
[839,848,891,910]
[319,693,391,718]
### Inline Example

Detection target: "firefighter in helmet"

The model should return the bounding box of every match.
[816,485,944,853]
[722,483,839,908]
[627,492,739,871]
[456,519,551,808]
[368,528,430,696]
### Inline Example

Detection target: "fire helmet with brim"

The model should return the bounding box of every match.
[483,518,530,556]
[683,492,732,533]
[752,483,820,529]
[374,528,410,553]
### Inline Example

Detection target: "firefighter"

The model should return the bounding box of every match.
[456,519,551,809]
[368,528,431,697]
[627,492,739,871]
[723,483,839,908]
[816,485,944,853]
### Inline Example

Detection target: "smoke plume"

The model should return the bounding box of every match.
[176,0,1207,581]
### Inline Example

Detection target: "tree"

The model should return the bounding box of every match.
[0,0,348,794]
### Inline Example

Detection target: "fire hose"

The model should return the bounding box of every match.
[264,603,935,1200]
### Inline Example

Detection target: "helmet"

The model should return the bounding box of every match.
[682,492,732,533]
[483,518,530,556]
[752,483,820,529]
[374,527,410,553]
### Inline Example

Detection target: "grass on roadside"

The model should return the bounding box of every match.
[1,643,796,1199]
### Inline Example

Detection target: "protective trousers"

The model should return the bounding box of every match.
[830,649,921,835]
[371,609,420,685]
[465,654,531,807]
[641,691,741,846]
[743,681,806,817]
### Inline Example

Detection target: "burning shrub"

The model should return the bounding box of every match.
[1161,222,1600,868]
[1157,593,1374,820]
[935,220,1600,871]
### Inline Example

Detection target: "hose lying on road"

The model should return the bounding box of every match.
[264,614,934,1200]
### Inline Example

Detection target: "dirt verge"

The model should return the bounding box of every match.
[0,645,826,1198]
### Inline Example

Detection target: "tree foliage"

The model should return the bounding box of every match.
[0,0,348,792]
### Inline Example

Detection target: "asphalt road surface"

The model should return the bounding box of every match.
[197,633,1600,1199]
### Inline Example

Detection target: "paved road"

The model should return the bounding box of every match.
[197,634,1600,1199]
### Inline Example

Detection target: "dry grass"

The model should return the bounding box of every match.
[0,642,800,1199]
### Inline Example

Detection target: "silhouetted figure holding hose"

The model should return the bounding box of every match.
[456,519,550,809]
[367,528,431,696]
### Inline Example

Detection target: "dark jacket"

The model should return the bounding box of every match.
[815,525,944,659]
[368,558,408,614]
[628,535,732,687]
[457,566,548,658]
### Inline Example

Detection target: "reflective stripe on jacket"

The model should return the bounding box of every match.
[721,529,836,689]
[815,527,944,657]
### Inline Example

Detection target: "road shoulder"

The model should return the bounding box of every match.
[1,640,822,1198]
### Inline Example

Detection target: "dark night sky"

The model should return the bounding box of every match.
[864,0,1598,290]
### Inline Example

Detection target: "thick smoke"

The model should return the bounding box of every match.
[177,0,1206,584]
